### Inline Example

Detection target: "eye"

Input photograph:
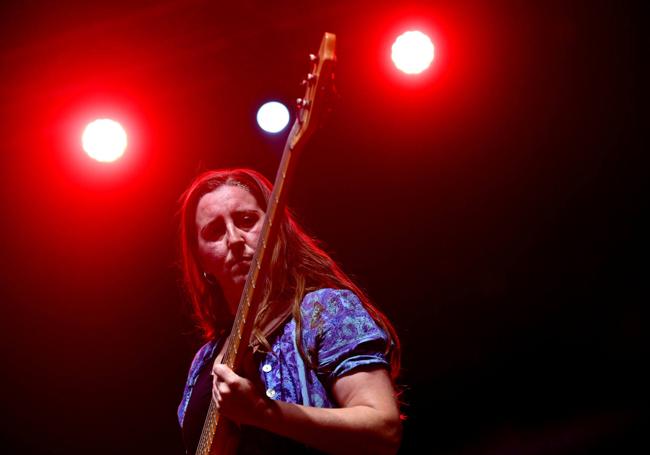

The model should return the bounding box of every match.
[236,211,259,229]
[202,220,225,241]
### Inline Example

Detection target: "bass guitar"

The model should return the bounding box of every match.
[195,31,337,455]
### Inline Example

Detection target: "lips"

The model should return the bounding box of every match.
[229,257,252,272]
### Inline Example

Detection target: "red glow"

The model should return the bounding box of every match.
[372,11,446,90]
[53,92,150,187]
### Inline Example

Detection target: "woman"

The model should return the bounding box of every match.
[177,168,402,455]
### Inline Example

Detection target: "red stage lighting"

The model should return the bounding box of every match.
[82,118,127,163]
[391,30,435,74]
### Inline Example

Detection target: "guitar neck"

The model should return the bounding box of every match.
[224,119,304,371]
[195,32,336,455]
[195,115,304,455]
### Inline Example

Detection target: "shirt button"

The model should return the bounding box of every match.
[265,388,276,398]
[262,364,272,373]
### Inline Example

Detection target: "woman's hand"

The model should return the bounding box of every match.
[212,363,269,427]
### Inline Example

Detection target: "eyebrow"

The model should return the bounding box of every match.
[199,209,260,234]
[234,209,259,216]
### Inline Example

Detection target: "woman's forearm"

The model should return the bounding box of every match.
[254,399,402,455]
[212,365,402,455]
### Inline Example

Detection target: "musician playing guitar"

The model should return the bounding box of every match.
[176,34,402,455]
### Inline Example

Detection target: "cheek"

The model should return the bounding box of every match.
[198,242,227,268]
[246,228,263,248]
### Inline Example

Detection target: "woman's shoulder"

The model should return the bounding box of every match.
[301,288,361,310]
[299,288,377,329]
[194,338,219,357]
[297,289,390,378]
[188,338,220,375]
[300,288,363,319]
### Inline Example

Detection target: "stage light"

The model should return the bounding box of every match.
[256,101,290,133]
[82,119,127,162]
[391,31,435,74]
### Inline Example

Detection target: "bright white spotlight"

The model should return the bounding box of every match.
[82,118,127,162]
[391,30,435,75]
[256,101,290,133]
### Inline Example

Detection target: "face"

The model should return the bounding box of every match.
[195,184,265,313]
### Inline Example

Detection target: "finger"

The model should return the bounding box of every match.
[212,374,222,403]
[213,364,239,383]
[213,372,231,401]
[217,381,230,395]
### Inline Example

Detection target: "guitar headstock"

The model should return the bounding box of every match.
[289,32,337,150]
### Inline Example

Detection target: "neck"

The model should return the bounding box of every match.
[223,283,243,317]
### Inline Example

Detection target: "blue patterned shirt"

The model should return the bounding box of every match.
[178,288,390,426]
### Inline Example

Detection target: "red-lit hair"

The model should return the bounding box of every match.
[178,168,400,379]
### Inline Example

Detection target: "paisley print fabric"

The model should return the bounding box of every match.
[178,288,389,425]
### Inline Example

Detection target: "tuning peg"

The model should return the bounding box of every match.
[300,73,316,86]
[309,53,319,63]
[296,98,311,109]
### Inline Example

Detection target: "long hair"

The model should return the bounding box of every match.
[179,168,400,379]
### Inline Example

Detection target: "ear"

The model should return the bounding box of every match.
[203,271,219,286]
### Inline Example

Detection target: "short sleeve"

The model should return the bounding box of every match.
[300,289,390,383]
[178,339,218,426]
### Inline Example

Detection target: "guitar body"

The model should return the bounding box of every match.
[194,32,337,455]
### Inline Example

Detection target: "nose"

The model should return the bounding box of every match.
[225,224,244,248]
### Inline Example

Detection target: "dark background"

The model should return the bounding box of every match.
[1,1,646,453]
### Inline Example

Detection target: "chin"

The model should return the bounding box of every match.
[231,274,247,289]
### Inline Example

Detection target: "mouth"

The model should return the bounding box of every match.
[230,257,252,272]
